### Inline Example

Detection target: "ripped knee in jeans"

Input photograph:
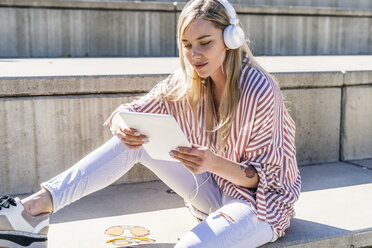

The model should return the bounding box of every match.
[217,212,236,223]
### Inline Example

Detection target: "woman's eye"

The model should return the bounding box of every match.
[201,41,211,46]
[183,41,212,49]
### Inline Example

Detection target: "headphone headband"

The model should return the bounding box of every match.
[216,0,239,25]
[181,0,244,49]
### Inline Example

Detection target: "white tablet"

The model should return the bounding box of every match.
[119,111,191,161]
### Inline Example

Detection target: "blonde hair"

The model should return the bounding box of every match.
[164,0,279,152]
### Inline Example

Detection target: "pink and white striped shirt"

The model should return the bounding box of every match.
[105,64,301,237]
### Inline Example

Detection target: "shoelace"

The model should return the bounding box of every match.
[0,195,17,210]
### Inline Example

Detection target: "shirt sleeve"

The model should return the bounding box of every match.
[103,72,177,126]
[240,75,284,221]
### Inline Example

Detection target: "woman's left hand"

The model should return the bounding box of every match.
[170,144,219,174]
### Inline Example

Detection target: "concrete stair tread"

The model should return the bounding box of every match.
[1,56,371,98]
[1,56,372,79]
[15,161,372,248]
[262,161,372,247]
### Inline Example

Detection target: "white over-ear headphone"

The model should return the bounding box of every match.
[216,0,245,49]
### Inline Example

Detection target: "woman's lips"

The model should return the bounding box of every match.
[195,62,207,70]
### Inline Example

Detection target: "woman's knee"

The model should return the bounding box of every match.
[176,201,274,248]
[174,221,212,248]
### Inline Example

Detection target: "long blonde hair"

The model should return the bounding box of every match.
[164,0,279,152]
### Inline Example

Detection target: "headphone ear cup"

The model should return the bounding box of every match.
[223,25,245,49]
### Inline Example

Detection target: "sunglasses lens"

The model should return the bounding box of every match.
[138,239,156,244]
[112,240,132,246]
[105,226,124,236]
[130,226,150,237]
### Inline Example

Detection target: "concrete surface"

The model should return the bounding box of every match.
[11,161,372,248]
[1,1,372,57]
[47,181,198,248]
[344,71,372,86]
[3,0,372,10]
[0,4,176,58]
[0,95,159,194]
[240,14,372,56]
[262,162,372,248]
[120,0,372,9]
[1,55,372,81]
[0,56,371,194]
[350,159,372,170]
[342,86,372,160]
[2,55,372,97]
[283,88,341,164]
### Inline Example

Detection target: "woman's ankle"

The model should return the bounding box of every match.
[21,188,53,216]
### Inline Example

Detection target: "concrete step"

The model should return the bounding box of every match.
[13,160,372,248]
[1,56,372,97]
[1,56,372,80]
[262,161,372,248]
[1,56,372,194]
[1,0,372,57]
[116,0,372,9]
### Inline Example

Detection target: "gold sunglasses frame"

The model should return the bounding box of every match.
[105,225,150,237]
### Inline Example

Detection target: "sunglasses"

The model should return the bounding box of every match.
[105,225,155,246]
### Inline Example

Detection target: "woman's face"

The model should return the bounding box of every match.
[181,18,227,81]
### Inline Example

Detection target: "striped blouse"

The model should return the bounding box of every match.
[104,64,301,237]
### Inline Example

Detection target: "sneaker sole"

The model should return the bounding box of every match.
[0,240,47,248]
[0,233,47,248]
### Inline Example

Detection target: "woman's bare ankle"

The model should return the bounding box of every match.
[21,188,53,216]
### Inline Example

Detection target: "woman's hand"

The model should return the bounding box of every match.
[171,143,259,188]
[170,144,219,174]
[109,113,148,149]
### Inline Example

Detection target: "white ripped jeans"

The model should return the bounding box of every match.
[41,136,278,248]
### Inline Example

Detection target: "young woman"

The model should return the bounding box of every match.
[0,0,301,247]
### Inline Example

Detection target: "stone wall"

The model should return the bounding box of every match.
[117,0,372,9]
[0,0,371,57]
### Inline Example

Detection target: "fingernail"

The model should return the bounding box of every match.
[175,147,180,151]
[169,151,174,157]
[134,132,140,136]
[142,137,149,143]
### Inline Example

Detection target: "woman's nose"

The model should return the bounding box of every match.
[191,47,201,58]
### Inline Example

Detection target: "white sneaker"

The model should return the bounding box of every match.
[0,195,49,248]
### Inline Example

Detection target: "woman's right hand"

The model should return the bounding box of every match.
[110,112,148,149]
